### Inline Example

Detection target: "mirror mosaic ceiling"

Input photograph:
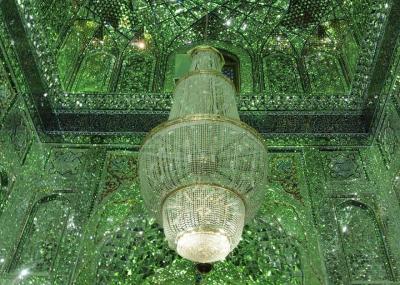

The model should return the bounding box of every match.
[1,0,398,146]
[0,1,399,285]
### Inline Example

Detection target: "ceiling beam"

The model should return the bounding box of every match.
[363,1,400,132]
[46,111,367,137]
[0,0,60,132]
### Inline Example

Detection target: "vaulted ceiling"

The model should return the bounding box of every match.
[0,0,399,147]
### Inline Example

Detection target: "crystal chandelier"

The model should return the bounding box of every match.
[138,46,268,263]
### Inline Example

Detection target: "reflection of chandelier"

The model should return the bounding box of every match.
[139,46,268,263]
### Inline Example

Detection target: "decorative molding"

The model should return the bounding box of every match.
[324,151,366,182]
[45,149,86,191]
[0,0,396,146]
[269,154,303,203]
[99,152,137,201]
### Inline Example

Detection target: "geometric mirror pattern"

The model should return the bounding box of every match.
[0,0,399,284]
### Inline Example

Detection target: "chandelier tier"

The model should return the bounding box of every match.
[138,46,268,263]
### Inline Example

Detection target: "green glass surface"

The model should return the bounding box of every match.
[0,0,399,284]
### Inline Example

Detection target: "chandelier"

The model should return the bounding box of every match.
[138,46,268,264]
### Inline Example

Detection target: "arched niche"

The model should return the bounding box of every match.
[116,47,156,93]
[72,158,175,284]
[311,20,360,85]
[57,20,100,89]
[228,215,304,284]
[9,195,71,274]
[336,200,394,281]
[73,196,175,284]
[163,41,252,93]
[264,52,302,94]
[71,51,116,93]
[305,51,348,94]
[260,178,327,284]
[265,199,327,283]
[330,21,360,78]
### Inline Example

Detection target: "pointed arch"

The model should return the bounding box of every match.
[115,47,156,93]
[71,51,116,93]
[264,52,302,94]
[9,195,71,273]
[336,200,394,281]
[305,51,347,94]
[263,36,303,94]
[73,199,176,284]
[57,20,100,89]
